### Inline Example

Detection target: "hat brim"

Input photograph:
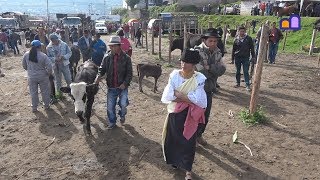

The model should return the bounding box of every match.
[201,34,221,38]
[108,42,123,45]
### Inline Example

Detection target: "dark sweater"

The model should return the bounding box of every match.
[232,35,255,60]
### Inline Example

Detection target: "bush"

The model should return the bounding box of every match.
[239,106,268,126]
[111,8,128,17]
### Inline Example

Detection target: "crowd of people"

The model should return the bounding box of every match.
[0,18,286,179]
[252,1,274,16]
[17,23,136,111]
[0,27,22,55]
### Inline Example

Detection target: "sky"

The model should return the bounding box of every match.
[0,0,123,17]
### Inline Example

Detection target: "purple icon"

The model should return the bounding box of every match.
[279,15,301,30]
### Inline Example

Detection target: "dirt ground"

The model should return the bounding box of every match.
[0,34,320,180]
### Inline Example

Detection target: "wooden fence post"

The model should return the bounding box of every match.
[180,18,182,36]
[158,21,162,59]
[151,25,155,54]
[223,25,227,51]
[145,28,148,51]
[249,24,269,113]
[169,23,173,64]
[183,22,187,49]
[282,31,288,50]
[208,21,213,28]
[309,29,317,55]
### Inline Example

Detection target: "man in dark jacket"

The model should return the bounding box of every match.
[268,22,283,64]
[9,31,21,55]
[194,28,226,145]
[94,36,133,129]
[232,26,255,91]
[135,28,142,47]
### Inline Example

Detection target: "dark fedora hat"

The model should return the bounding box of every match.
[181,48,201,64]
[202,28,221,38]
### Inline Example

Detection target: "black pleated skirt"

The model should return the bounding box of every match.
[163,108,197,171]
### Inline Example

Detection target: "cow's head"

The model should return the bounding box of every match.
[171,38,184,52]
[60,82,98,117]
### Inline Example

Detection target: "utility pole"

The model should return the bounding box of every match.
[104,0,106,15]
[145,0,149,10]
[46,0,49,26]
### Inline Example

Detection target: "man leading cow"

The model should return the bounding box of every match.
[94,36,133,129]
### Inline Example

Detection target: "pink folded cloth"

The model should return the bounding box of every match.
[174,102,205,140]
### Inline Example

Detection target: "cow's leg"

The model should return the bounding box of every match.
[69,63,74,82]
[49,74,56,104]
[153,77,158,92]
[84,95,95,134]
[138,73,145,92]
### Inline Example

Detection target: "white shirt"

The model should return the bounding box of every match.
[85,37,90,47]
[161,69,207,109]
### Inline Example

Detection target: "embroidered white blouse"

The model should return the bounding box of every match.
[161,69,207,109]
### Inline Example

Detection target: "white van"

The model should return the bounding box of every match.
[95,23,108,35]
[147,19,161,33]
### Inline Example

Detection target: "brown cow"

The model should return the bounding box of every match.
[137,63,162,93]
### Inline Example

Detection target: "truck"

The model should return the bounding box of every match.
[158,12,198,35]
[0,18,19,30]
[56,14,89,29]
[62,17,82,29]
[0,12,29,31]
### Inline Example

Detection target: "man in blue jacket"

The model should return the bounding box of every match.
[91,34,107,66]
[78,29,92,62]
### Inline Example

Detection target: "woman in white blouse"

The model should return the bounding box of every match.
[161,49,207,180]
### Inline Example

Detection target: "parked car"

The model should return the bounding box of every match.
[95,22,108,35]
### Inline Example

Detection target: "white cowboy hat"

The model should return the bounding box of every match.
[108,36,123,45]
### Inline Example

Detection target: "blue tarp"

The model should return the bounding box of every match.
[160,13,172,22]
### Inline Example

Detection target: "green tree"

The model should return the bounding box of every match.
[126,0,140,9]
[111,8,128,17]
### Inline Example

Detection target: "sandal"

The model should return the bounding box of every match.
[185,172,192,180]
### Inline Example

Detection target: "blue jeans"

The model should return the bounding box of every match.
[53,63,72,92]
[0,42,6,55]
[255,40,259,57]
[10,41,19,54]
[107,88,129,124]
[269,42,279,63]
[235,57,250,87]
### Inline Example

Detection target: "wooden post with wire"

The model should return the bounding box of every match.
[151,25,155,54]
[282,30,288,50]
[145,28,148,51]
[223,25,227,49]
[183,22,187,49]
[158,21,162,59]
[309,29,317,55]
[169,23,173,64]
[249,24,269,113]
[208,21,213,28]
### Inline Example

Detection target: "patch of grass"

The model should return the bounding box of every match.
[163,63,174,68]
[239,106,268,126]
[198,15,319,53]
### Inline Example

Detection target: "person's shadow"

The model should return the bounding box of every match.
[85,124,204,179]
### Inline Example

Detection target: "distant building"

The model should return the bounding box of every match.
[123,0,162,9]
